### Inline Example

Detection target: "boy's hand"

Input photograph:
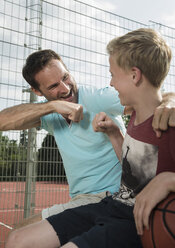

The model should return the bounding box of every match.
[93,112,123,161]
[133,172,174,235]
[92,112,120,136]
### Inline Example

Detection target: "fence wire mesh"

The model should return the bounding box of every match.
[0,0,175,246]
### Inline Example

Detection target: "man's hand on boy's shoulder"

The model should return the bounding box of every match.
[152,92,175,137]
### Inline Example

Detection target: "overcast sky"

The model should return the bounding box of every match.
[85,0,175,27]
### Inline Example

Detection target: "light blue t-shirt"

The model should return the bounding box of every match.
[41,85,125,198]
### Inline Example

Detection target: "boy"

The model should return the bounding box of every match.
[6,28,175,248]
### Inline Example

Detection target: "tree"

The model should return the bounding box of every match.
[37,134,67,182]
[20,130,28,146]
[0,132,27,181]
[122,115,130,128]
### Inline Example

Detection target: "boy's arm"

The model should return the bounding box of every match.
[133,172,175,235]
[0,100,83,131]
[92,112,124,161]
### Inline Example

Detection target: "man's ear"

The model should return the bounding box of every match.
[31,87,43,96]
[131,67,142,86]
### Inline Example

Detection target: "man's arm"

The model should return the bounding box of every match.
[152,92,175,132]
[0,100,83,131]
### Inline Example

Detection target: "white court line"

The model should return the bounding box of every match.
[0,222,13,230]
[0,208,43,213]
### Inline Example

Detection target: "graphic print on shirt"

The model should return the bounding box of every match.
[114,133,158,206]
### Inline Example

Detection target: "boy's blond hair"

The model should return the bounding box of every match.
[107,28,172,88]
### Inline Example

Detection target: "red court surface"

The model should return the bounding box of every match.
[0,181,70,247]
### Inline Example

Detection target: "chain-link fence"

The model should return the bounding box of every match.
[0,0,175,246]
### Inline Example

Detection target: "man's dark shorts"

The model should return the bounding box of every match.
[47,196,142,248]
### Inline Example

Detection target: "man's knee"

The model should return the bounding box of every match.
[6,229,27,248]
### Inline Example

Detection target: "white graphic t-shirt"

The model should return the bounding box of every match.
[113,111,175,206]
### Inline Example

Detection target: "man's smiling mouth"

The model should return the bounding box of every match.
[60,89,73,101]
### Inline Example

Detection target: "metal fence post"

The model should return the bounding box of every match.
[23,0,43,218]
[24,92,37,218]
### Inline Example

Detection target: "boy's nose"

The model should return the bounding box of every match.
[110,80,113,87]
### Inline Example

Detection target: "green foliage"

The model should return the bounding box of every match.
[0,131,27,181]
[122,115,130,128]
[20,130,28,146]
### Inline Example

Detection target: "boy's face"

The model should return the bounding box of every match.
[109,55,134,106]
[32,59,78,103]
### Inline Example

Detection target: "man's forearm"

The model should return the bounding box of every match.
[0,100,83,131]
[0,102,53,131]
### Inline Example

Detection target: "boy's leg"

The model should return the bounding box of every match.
[5,220,60,248]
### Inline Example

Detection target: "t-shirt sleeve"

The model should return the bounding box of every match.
[81,86,124,115]
[36,99,54,135]
[41,114,54,135]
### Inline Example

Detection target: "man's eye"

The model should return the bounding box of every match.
[49,84,58,90]
[63,74,69,81]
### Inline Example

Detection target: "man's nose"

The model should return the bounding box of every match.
[59,81,70,93]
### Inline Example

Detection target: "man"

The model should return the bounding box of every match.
[0,49,175,228]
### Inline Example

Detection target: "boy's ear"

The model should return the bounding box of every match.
[131,67,142,86]
[31,87,43,96]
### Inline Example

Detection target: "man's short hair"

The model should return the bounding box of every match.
[22,49,68,90]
